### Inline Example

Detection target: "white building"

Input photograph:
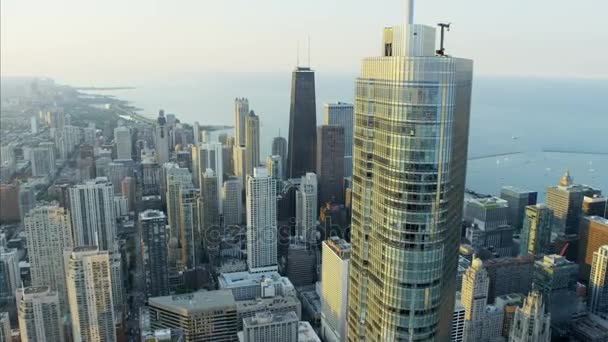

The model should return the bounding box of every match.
[241,311,299,342]
[247,167,278,273]
[65,246,116,342]
[461,257,495,342]
[320,237,350,342]
[452,297,466,342]
[323,102,353,177]
[245,111,260,177]
[222,178,243,227]
[589,245,608,315]
[218,271,295,301]
[69,177,117,251]
[23,204,73,313]
[17,286,65,342]
[114,125,132,160]
[296,173,317,242]
[509,291,551,342]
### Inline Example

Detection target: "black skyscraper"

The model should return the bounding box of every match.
[287,67,317,179]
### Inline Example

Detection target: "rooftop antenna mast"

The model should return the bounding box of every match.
[297,40,300,67]
[405,0,414,24]
[436,23,451,56]
[307,35,311,68]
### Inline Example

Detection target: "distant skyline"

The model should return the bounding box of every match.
[1,0,607,84]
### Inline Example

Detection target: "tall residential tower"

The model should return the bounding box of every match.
[346,2,474,340]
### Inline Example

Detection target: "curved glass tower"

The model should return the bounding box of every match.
[346,3,473,341]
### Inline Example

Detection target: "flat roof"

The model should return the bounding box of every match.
[149,290,236,315]
[584,215,608,225]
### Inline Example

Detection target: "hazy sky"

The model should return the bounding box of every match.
[2,0,607,84]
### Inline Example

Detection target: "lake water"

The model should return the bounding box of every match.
[96,73,608,199]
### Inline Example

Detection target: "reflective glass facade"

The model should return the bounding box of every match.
[347,23,473,342]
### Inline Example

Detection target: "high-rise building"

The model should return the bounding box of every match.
[324,102,354,178]
[109,252,123,311]
[0,312,10,342]
[295,173,317,242]
[193,142,224,212]
[65,246,116,342]
[17,286,65,342]
[179,186,200,268]
[245,111,260,177]
[193,121,200,145]
[155,110,170,164]
[105,161,132,194]
[589,245,608,315]
[235,98,249,147]
[24,204,73,312]
[30,145,56,177]
[140,210,169,297]
[233,145,247,186]
[69,177,117,251]
[347,3,474,340]
[461,258,490,342]
[163,163,193,250]
[266,155,283,182]
[532,254,579,325]
[0,247,21,303]
[583,195,608,218]
[200,169,220,259]
[465,196,514,256]
[285,243,316,286]
[508,291,551,342]
[222,178,243,227]
[500,186,538,232]
[520,204,553,256]
[316,125,345,205]
[114,125,132,160]
[321,237,350,342]
[236,295,302,331]
[247,167,278,273]
[451,297,466,342]
[148,290,238,341]
[579,216,608,281]
[0,184,20,223]
[494,293,525,339]
[141,159,161,196]
[271,136,287,177]
[18,184,35,223]
[242,311,299,342]
[546,170,601,234]
[287,67,317,179]
[484,255,536,303]
[121,176,136,211]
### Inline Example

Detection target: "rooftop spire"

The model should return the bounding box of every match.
[405,0,414,25]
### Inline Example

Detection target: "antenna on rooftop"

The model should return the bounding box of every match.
[436,23,451,56]
[297,40,300,67]
[405,0,414,24]
[307,35,311,67]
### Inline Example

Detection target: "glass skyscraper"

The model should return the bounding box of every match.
[346,2,473,340]
[287,67,317,179]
